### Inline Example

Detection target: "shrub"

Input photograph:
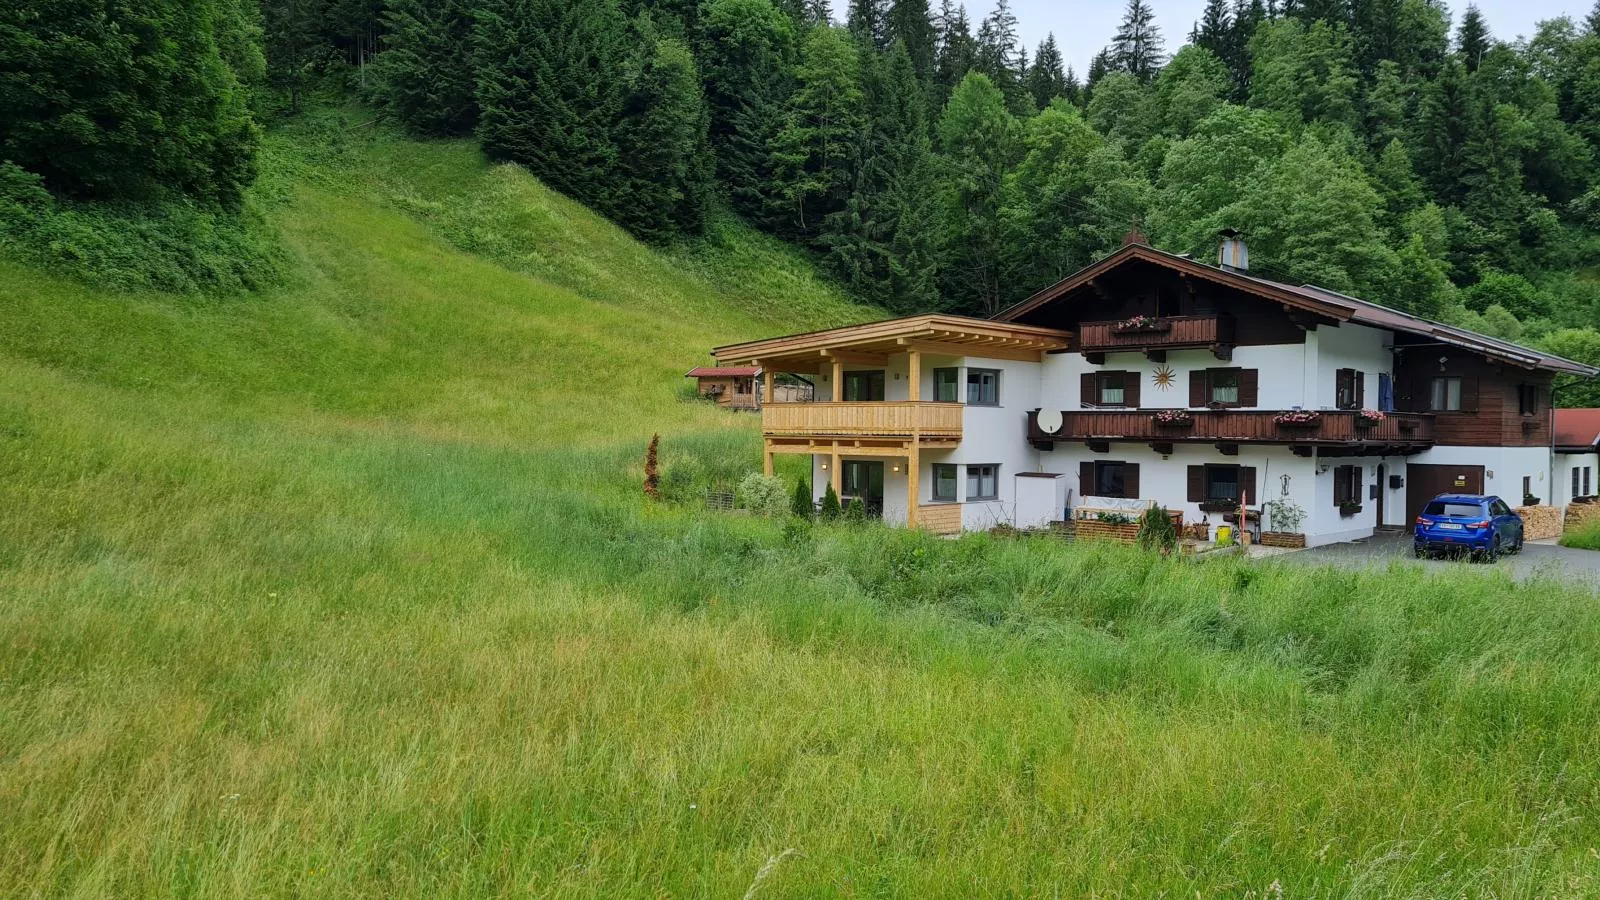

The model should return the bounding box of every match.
[844,498,867,522]
[1262,498,1306,533]
[644,434,661,500]
[791,479,813,518]
[736,473,788,517]
[820,484,842,520]
[1136,505,1177,553]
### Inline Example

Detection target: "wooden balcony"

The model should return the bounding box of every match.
[1078,315,1234,357]
[764,401,963,442]
[1028,409,1437,453]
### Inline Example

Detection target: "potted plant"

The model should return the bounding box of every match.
[1151,409,1194,427]
[1339,499,1363,517]
[1198,499,1237,514]
[1524,493,1542,507]
[1260,498,1307,548]
[1355,409,1386,427]
[1273,410,1322,429]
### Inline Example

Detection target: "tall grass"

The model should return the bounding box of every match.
[3,119,1600,896]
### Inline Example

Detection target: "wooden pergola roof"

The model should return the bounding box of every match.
[712,314,1071,372]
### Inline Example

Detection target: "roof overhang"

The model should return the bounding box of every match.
[997,242,1599,378]
[712,314,1071,372]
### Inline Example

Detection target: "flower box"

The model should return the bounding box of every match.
[1111,315,1172,334]
[1273,411,1322,428]
[1339,501,1363,518]
[1151,410,1194,427]
[1198,499,1239,513]
[1355,409,1386,427]
[1260,531,1308,549]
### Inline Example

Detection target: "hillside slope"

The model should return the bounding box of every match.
[5,122,1600,897]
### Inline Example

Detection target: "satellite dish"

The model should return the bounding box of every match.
[1036,409,1064,435]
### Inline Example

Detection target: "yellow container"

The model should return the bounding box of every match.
[1216,525,1233,544]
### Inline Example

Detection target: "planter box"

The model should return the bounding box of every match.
[1111,321,1173,335]
[1260,531,1308,549]
[1339,505,1364,518]
[1074,520,1142,544]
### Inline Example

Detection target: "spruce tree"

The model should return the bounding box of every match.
[614,34,716,240]
[848,0,891,49]
[769,26,865,239]
[474,0,627,216]
[1112,0,1167,82]
[1457,5,1489,73]
[1588,1,1600,37]
[1411,57,1470,205]
[888,0,937,85]
[375,0,477,136]
[820,483,842,519]
[698,0,797,223]
[937,72,1020,315]
[1063,66,1083,107]
[1026,35,1068,110]
[792,478,814,517]
[933,1,976,107]
[975,0,1024,108]
[1194,0,1231,59]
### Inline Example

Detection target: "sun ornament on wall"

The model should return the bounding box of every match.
[1152,365,1177,391]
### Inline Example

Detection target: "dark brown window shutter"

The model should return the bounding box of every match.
[1353,466,1363,499]
[1240,369,1260,407]
[1355,371,1366,408]
[1190,371,1206,408]
[1336,368,1353,408]
[1079,462,1094,499]
[1125,464,1141,499]
[1461,376,1479,411]
[1124,371,1141,408]
[1334,467,1350,507]
[1240,467,1257,503]
[1081,372,1097,406]
[1187,465,1204,502]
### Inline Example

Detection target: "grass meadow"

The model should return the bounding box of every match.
[5,116,1600,896]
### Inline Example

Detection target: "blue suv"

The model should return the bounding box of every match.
[1414,494,1525,562]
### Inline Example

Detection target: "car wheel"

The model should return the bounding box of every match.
[1484,535,1502,564]
[1511,533,1525,555]
[1414,545,1427,559]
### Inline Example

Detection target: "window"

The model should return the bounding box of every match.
[844,370,885,402]
[735,377,754,394]
[1335,368,1365,410]
[1491,498,1514,517]
[932,464,958,502]
[1575,466,1582,500]
[1430,377,1462,412]
[1425,500,1486,518]
[1095,462,1128,499]
[966,465,999,500]
[1097,372,1125,406]
[1210,369,1240,405]
[934,368,960,403]
[967,369,1000,406]
[1519,384,1539,417]
[1333,465,1363,506]
[1523,476,1532,503]
[1206,466,1240,502]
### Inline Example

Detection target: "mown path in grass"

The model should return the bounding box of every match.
[3,121,1600,897]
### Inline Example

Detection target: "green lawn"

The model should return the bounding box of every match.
[4,123,1600,897]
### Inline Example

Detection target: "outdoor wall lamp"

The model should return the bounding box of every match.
[892,464,902,473]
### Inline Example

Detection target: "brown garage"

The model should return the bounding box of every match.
[1406,464,1486,522]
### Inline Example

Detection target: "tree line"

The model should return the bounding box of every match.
[7,0,1600,378]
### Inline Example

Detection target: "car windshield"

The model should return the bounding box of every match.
[1424,502,1484,518]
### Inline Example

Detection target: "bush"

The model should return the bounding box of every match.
[844,498,867,522]
[1136,505,1177,553]
[820,484,842,520]
[736,473,788,517]
[791,479,813,518]
[1262,498,1306,533]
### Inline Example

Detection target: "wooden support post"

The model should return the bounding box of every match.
[830,443,842,497]
[762,439,773,477]
[831,359,844,402]
[907,444,920,529]
[762,368,775,405]
[907,350,921,402]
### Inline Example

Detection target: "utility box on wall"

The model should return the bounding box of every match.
[1016,473,1068,529]
[1390,474,1404,490]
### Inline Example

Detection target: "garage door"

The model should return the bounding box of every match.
[1406,464,1485,521]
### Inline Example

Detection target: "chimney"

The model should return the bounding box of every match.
[1218,229,1249,272]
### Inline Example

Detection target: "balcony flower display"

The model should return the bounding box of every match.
[1356,409,1386,427]
[1273,410,1322,428]
[1111,314,1171,334]
[1151,409,1194,427]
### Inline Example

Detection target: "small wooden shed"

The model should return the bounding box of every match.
[686,366,763,410]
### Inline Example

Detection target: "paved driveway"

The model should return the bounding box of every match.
[1270,531,1600,587]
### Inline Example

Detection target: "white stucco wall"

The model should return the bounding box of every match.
[1040,344,1317,410]
[1556,452,1599,505]
[1410,445,1552,507]
[1312,323,1393,410]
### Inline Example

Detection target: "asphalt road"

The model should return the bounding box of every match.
[1270,530,1600,586]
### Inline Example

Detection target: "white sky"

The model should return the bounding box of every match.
[956,1,1592,74]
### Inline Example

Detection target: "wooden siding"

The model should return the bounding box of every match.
[764,402,963,439]
[917,504,963,535]
[1029,409,1437,447]
[1078,315,1234,353]
[1394,358,1554,447]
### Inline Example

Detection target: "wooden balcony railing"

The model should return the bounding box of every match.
[1078,315,1234,353]
[764,401,964,439]
[1028,409,1437,447]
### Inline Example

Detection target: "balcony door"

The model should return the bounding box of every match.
[843,371,886,402]
[842,461,885,514]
